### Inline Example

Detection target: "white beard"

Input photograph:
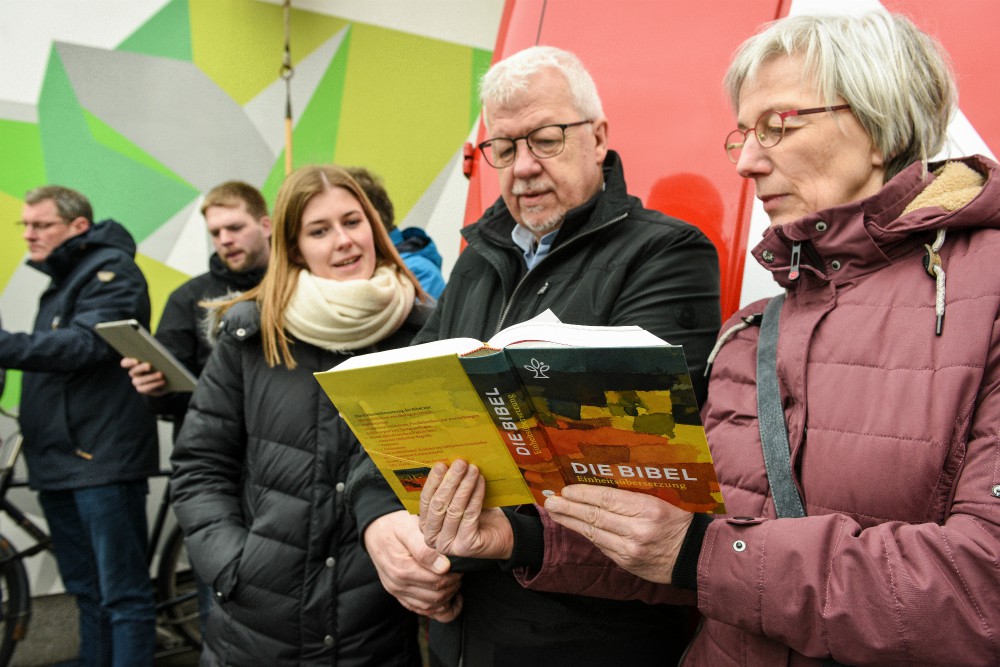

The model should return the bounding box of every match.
[518,207,565,235]
[513,178,565,235]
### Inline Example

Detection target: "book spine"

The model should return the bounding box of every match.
[458,353,554,469]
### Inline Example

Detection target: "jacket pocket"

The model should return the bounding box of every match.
[213,555,240,602]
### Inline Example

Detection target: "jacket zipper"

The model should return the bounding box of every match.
[788,242,802,281]
[493,211,629,334]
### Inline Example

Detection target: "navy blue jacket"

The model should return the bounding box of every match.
[0,220,158,490]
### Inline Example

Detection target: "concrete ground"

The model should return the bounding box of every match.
[9,594,198,667]
[12,594,430,667]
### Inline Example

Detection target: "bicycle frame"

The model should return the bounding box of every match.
[0,411,202,662]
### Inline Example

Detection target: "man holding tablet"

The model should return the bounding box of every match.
[0,184,158,665]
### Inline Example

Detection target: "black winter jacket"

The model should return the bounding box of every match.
[170,300,425,667]
[0,220,158,490]
[149,253,265,433]
[348,151,722,666]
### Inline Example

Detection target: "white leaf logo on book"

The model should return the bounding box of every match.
[524,358,550,379]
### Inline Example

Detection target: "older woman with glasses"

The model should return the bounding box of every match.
[418,11,1000,666]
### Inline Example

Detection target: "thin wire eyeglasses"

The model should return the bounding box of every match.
[15,219,70,232]
[724,105,851,163]
[478,120,593,168]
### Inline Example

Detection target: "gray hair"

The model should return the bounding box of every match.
[724,12,956,180]
[479,46,604,130]
[24,185,93,223]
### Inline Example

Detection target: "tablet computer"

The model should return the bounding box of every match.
[95,319,198,393]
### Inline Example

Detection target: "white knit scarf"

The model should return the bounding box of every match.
[284,264,415,352]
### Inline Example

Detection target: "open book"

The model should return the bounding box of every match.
[315,313,725,514]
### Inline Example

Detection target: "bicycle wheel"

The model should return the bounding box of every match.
[0,536,31,667]
[155,525,202,649]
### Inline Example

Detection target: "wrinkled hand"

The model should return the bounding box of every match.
[121,357,168,396]
[419,460,514,560]
[364,509,463,622]
[544,484,693,584]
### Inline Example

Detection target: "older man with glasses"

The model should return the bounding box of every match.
[2,185,158,666]
[346,45,722,667]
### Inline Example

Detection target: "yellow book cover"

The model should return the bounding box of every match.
[315,347,535,513]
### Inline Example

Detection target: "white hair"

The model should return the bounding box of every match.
[479,46,604,130]
[724,12,956,180]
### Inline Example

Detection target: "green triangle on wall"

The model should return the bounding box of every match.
[117,0,193,62]
[470,48,491,130]
[0,370,21,412]
[39,48,199,243]
[0,120,46,196]
[83,110,191,188]
[289,26,351,167]
[261,157,285,206]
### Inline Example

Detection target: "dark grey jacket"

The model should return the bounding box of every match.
[148,253,265,435]
[171,300,424,667]
[348,151,722,666]
[0,220,158,490]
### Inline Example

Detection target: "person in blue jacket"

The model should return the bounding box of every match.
[0,185,158,666]
[347,166,447,299]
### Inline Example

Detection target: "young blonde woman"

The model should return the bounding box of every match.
[170,165,442,666]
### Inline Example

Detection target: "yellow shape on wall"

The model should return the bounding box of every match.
[0,192,25,289]
[190,0,348,105]
[135,254,191,332]
[335,23,477,218]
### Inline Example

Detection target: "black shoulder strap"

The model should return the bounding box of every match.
[756,293,806,519]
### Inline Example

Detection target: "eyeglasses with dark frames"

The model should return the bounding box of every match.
[478,120,593,168]
[15,219,70,233]
[724,105,852,163]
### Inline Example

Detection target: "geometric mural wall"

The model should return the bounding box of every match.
[0,0,501,412]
